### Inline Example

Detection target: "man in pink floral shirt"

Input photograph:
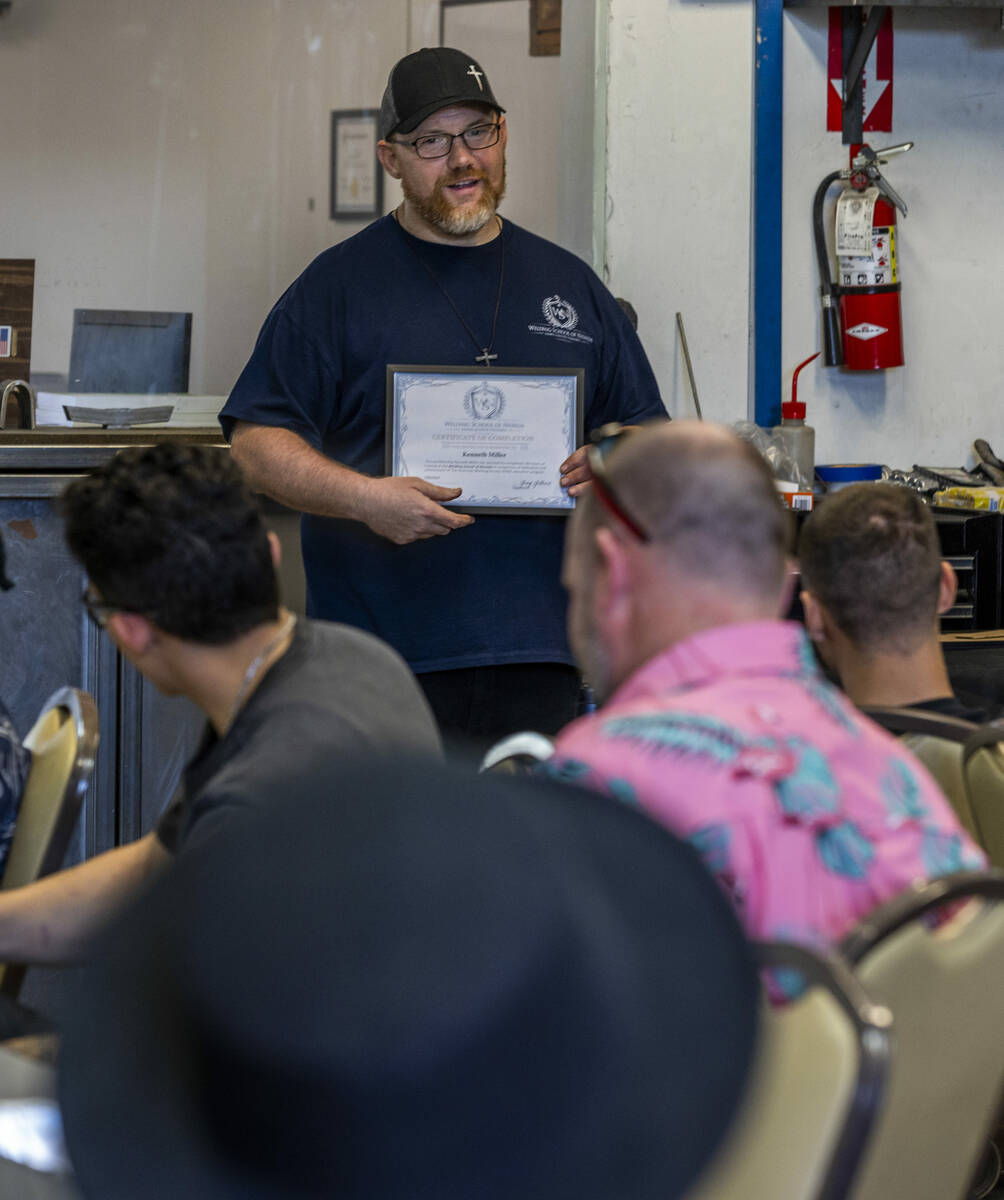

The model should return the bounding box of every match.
[545,421,984,948]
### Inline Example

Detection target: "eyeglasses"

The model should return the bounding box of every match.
[396,121,501,160]
[586,426,651,543]
[82,587,123,630]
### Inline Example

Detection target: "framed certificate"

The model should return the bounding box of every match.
[330,110,382,221]
[386,366,584,515]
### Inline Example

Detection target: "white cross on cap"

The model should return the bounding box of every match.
[467,64,484,90]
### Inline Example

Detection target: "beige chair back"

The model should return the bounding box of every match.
[0,688,98,996]
[903,732,977,838]
[841,871,1004,1200]
[685,942,890,1200]
[964,727,1004,867]
[861,707,980,842]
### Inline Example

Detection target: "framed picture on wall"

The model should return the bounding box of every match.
[330,110,383,221]
[530,0,561,56]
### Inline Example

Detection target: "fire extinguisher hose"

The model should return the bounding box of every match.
[813,170,844,367]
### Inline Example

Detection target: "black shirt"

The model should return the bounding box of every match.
[909,695,998,725]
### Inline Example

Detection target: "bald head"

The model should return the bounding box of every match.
[577,421,793,604]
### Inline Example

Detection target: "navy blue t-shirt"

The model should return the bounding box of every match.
[221,215,665,672]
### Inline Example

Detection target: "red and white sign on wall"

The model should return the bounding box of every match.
[827,8,893,133]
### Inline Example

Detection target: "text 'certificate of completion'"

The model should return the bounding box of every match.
[386,366,584,515]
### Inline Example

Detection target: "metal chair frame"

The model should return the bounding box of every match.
[0,687,99,998]
[860,706,977,741]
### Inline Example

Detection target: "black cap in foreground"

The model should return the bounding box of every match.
[60,755,758,1200]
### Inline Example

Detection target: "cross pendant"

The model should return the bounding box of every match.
[476,349,498,366]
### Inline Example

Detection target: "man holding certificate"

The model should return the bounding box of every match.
[224,46,666,752]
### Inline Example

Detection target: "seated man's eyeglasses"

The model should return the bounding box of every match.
[82,587,124,630]
[397,122,501,160]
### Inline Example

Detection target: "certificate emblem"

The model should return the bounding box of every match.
[463,381,506,421]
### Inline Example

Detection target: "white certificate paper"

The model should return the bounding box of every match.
[387,367,583,514]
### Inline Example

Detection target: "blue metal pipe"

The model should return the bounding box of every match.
[753,0,784,427]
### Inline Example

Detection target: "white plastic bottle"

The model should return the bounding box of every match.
[773,397,815,485]
[772,351,819,486]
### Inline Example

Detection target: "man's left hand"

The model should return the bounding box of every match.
[559,446,592,497]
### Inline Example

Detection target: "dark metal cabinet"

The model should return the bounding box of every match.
[1,488,205,865]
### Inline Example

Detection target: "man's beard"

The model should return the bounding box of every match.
[402,163,506,238]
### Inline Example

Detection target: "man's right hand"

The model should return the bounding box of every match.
[229,424,475,544]
[359,476,475,545]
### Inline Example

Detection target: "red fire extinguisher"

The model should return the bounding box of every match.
[813,141,913,371]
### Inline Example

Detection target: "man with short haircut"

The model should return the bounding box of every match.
[545,421,983,948]
[798,482,987,722]
[0,444,440,978]
[224,46,665,750]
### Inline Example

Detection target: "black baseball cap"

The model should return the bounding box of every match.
[379,46,505,141]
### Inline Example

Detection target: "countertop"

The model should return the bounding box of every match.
[0,429,227,495]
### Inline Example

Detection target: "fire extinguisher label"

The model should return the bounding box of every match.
[846,322,889,341]
[884,228,897,282]
[839,228,898,287]
[835,187,880,255]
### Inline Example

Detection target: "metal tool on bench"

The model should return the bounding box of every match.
[62,404,174,429]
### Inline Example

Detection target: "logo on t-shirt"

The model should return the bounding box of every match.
[528,294,594,345]
[464,381,505,420]
[542,294,578,331]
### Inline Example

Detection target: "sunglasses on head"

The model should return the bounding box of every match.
[586,424,651,543]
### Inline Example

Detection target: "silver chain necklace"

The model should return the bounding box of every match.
[222,611,297,735]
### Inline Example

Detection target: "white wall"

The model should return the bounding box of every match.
[606,0,754,425]
[605,0,1004,468]
[1,0,571,396]
[1,0,410,394]
[783,6,1004,466]
[9,0,1000,466]
[443,0,562,243]
[199,0,411,391]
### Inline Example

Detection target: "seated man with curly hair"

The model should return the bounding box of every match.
[0,444,441,983]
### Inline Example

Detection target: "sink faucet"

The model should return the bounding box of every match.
[0,380,36,430]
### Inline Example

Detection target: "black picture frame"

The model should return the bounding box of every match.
[330,109,383,222]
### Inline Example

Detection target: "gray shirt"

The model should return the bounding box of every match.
[156,618,442,854]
